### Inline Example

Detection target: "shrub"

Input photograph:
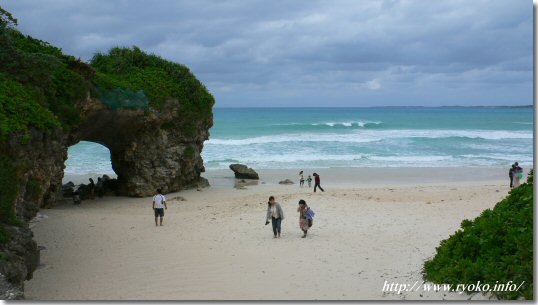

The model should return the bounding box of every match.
[423,173,533,300]
[90,46,214,119]
[0,21,89,139]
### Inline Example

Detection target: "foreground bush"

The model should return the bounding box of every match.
[423,172,533,300]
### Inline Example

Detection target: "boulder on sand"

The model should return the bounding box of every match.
[229,164,259,180]
[279,179,294,185]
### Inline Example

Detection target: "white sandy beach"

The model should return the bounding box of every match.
[26,167,514,300]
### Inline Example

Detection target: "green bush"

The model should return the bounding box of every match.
[423,175,533,300]
[0,73,60,141]
[0,5,214,143]
[0,19,88,139]
[90,46,214,119]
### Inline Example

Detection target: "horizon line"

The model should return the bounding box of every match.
[213,105,534,109]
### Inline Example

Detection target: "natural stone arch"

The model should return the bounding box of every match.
[67,98,209,197]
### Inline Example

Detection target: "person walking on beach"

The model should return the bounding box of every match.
[96,177,104,198]
[313,173,324,192]
[152,189,167,226]
[509,164,515,188]
[512,162,523,188]
[265,196,285,238]
[306,175,312,188]
[299,171,305,187]
[297,199,315,238]
[88,178,95,200]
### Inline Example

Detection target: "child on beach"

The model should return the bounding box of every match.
[297,199,315,238]
[299,171,305,187]
[306,175,312,187]
[265,196,285,238]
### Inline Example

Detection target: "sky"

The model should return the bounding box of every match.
[2,0,533,107]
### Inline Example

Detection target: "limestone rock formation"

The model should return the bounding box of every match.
[0,225,39,300]
[72,98,210,196]
[229,164,260,180]
[0,11,214,298]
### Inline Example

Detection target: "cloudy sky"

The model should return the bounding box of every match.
[3,1,533,107]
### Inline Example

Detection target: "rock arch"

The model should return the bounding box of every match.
[67,98,210,197]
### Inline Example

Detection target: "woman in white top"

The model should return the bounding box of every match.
[265,195,285,238]
[299,170,305,187]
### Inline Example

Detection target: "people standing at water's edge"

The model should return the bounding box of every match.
[88,178,95,199]
[509,165,515,188]
[96,177,104,198]
[297,199,315,238]
[313,173,324,192]
[265,196,284,238]
[512,162,523,188]
[152,189,167,226]
[306,175,312,188]
[299,171,305,187]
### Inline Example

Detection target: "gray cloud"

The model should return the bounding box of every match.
[2,0,532,106]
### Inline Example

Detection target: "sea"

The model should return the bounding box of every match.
[64,107,534,175]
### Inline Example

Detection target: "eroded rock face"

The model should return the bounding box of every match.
[72,98,211,196]
[0,225,39,300]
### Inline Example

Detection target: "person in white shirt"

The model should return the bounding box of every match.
[152,188,168,226]
[265,195,285,238]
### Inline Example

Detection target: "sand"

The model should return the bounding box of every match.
[25,167,513,300]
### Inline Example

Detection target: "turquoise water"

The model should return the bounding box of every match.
[203,107,534,169]
[65,107,534,174]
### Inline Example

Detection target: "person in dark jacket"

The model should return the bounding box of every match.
[509,164,515,188]
[88,178,95,200]
[313,173,324,192]
[96,177,104,198]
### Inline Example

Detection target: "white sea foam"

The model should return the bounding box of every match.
[368,155,455,163]
[272,120,383,128]
[206,129,533,146]
[202,152,533,169]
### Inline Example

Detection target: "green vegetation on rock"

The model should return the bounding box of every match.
[1,6,214,143]
[0,12,89,140]
[91,46,214,118]
[423,172,534,300]
[0,73,59,141]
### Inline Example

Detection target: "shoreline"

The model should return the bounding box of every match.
[203,166,512,189]
[63,166,515,188]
